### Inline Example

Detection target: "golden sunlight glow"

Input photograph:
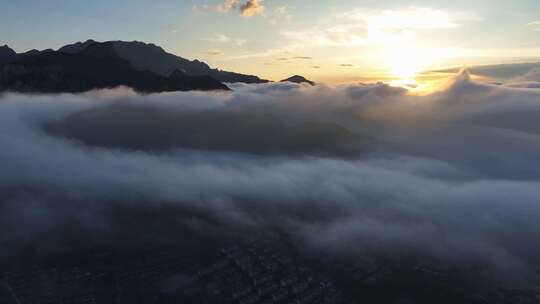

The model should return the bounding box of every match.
[384,48,427,79]
[389,78,418,87]
[388,77,448,95]
[383,47,463,79]
[365,7,457,30]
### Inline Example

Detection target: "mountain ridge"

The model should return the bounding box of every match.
[58,39,269,83]
[281,75,315,86]
[0,41,230,93]
[0,45,18,65]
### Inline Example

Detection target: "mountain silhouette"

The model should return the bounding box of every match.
[20,49,54,57]
[60,40,269,83]
[0,45,18,65]
[0,42,229,93]
[281,75,315,86]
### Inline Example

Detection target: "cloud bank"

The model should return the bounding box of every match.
[1,72,540,287]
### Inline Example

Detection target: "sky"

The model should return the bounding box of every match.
[2,0,540,82]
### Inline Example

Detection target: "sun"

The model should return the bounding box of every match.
[384,48,428,79]
[383,47,461,80]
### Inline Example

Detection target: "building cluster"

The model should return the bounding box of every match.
[184,242,345,304]
[0,242,346,304]
[0,265,115,304]
[0,241,539,304]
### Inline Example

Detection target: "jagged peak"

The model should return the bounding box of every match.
[79,41,118,58]
[280,75,315,86]
[51,39,268,83]
[70,39,97,46]
[0,45,17,58]
[0,45,15,51]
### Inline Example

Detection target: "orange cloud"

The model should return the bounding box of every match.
[217,0,238,13]
[240,0,265,17]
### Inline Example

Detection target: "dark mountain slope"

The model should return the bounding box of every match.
[281,75,315,86]
[20,49,54,57]
[58,39,97,54]
[0,45,18,65]
[0,42,229,93]
[60,40,269,83]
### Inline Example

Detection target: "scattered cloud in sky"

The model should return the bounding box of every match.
[203,33,247,46]
[283,24,369,47]
[283,7,480,48]
[293,56,312,60]
[240,0,265,17]
[528,21,540,31]
[269,5,293,23]
[203,50,225,56]
[339,7,477,30]
[223,44,298,60]
[216,0,238,12]
[339,64,354,67]
[195,4,482,75]
[194,0,264,17]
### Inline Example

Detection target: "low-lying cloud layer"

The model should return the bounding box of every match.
[2,72,540,287]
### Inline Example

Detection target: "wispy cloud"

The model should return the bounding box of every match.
[203,5,480,65]
[203,50,225,56]
[216,0,238,12]
[269,5,293,23]
[266,55,313,62]
[528,21,540,31]
[283,24,369,47]
[283,7,480,47]
[203,34,247,46]
[339,7,479,30]
[194,0,264,17]
[291,56,312,60]
[223,44,298,60]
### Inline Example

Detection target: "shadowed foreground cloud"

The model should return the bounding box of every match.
[1,73,540,287]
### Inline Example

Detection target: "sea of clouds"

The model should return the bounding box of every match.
[1,71,540,287]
